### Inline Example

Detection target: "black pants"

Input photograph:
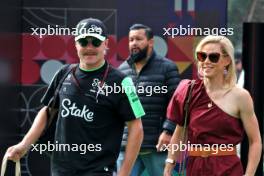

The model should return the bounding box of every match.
[51,161,113,176]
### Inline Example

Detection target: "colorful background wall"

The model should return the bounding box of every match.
[8,1,264,176]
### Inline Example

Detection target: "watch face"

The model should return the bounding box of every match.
[166,158,175,164]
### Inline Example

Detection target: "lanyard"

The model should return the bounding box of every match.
[71,63,110,103]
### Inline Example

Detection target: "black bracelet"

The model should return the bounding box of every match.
[162,119,176,133]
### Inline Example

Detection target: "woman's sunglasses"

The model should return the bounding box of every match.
[196,52,224,63]
[77,37,103,48]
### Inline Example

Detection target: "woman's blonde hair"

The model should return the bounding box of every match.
[194,35,237,89]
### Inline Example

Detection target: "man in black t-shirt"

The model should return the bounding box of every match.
[4,18,145,176]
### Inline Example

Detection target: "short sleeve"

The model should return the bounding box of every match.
[118,77,145,121]
[166,79,191,126]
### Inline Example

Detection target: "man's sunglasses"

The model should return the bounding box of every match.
[196,52,225,63]
[77,37,103,48]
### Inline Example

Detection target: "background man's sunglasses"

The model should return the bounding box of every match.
[196,52,224,63]
[77,37,103,48]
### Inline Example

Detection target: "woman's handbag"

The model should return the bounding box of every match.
[1,155,21,176]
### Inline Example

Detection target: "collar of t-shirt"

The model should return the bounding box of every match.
[76,61,107,78]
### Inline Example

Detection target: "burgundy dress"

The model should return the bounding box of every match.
[167,79,244,176]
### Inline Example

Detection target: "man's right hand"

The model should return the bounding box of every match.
[4,106,48,162]
[5,142,29,162]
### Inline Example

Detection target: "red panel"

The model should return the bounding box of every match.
[167,38,190,62]
[22,34,41,59]
[21,60,40,84]
[42,36,66,59]
[117,36,129,59]
[66,37,78,62]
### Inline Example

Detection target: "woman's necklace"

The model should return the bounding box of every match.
[206,88,232,109]
[208,101,213,108]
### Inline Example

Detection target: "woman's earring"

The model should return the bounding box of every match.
[224,67,228,76]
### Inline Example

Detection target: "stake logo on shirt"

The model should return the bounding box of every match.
[89,78,108,95]
[61,98,94,122]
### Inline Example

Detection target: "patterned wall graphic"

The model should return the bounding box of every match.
[12,0,228,175]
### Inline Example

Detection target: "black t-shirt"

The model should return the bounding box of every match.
[41,62,144,173]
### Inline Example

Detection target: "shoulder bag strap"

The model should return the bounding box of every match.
[179,79,196,175]
[46,64,77,127]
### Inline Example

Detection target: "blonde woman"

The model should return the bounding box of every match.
[164,36,262,176]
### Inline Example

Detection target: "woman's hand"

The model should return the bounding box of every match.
[163,163,175,176]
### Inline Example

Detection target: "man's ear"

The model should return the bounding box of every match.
[104,39,109,49]
[149,38,154,48]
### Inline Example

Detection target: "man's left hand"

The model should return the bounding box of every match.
[156,131,172,152]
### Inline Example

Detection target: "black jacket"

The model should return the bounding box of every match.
[118,51,180,149]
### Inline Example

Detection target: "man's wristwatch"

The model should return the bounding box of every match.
[165,158,176,165]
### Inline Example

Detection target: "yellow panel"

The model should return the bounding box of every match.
[175,61,192,74]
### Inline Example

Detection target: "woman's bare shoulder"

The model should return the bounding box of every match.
[232,86,251,98]
[232,86,253,110]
